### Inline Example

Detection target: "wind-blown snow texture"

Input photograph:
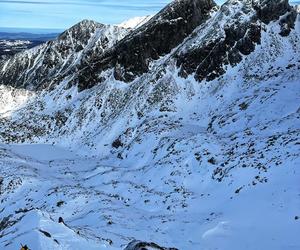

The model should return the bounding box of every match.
[0,0,300,249]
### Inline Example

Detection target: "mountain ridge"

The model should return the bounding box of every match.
[0,0,298,91]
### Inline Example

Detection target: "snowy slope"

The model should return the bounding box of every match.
[0,0,299,249]
[118,16,153,29]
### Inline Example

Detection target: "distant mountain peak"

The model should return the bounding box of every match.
[0,19,129,90]
[58,19,106,41]
[118,16,153,29]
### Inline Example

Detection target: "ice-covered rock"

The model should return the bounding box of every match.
[124,240,178,250]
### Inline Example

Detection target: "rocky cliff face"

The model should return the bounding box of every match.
[254,0,294,23]
[75,0,217,90]
[0,20,128,90]
[0,0,218,91]
[175,0,297,81]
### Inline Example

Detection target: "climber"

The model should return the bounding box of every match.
[20,244,30,250]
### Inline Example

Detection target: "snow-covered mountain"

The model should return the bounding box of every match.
[0,20,128,90]
[0,0,299,249]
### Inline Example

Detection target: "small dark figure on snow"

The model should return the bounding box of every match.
[20,244,30,250]
[58,216,65,224]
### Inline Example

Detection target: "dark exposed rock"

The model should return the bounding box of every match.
[0,215,20,234]
[15,208,34,214]
[253,0,292,24]
[239,102,249,111]
[124,240,178,250]
[0,216,13,231]
[176,0,296,83]
[0,0,297,92]
[235,186,243,194]
[279,10,297,37]
[76,0,217,90]
[0,20,126,90]
[255,0,297,37]
[176,22,261,80]
[39,229,52,238]
[56,201,64,207]
[58,20,99,46]
[208,157,216,165]
[112,138,123,149]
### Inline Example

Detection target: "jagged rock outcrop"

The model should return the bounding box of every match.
[175,0,297,82]
[0,0,217,92]
[75,0,217,90]
[253,0,293,24]
[124,240,178,250]
[0,20,128,90]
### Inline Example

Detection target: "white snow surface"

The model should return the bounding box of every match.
[0,5,300,250]
[118,16,153,29]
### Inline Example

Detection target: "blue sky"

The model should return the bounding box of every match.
[0,0,225,30]
[0,0,297,30]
